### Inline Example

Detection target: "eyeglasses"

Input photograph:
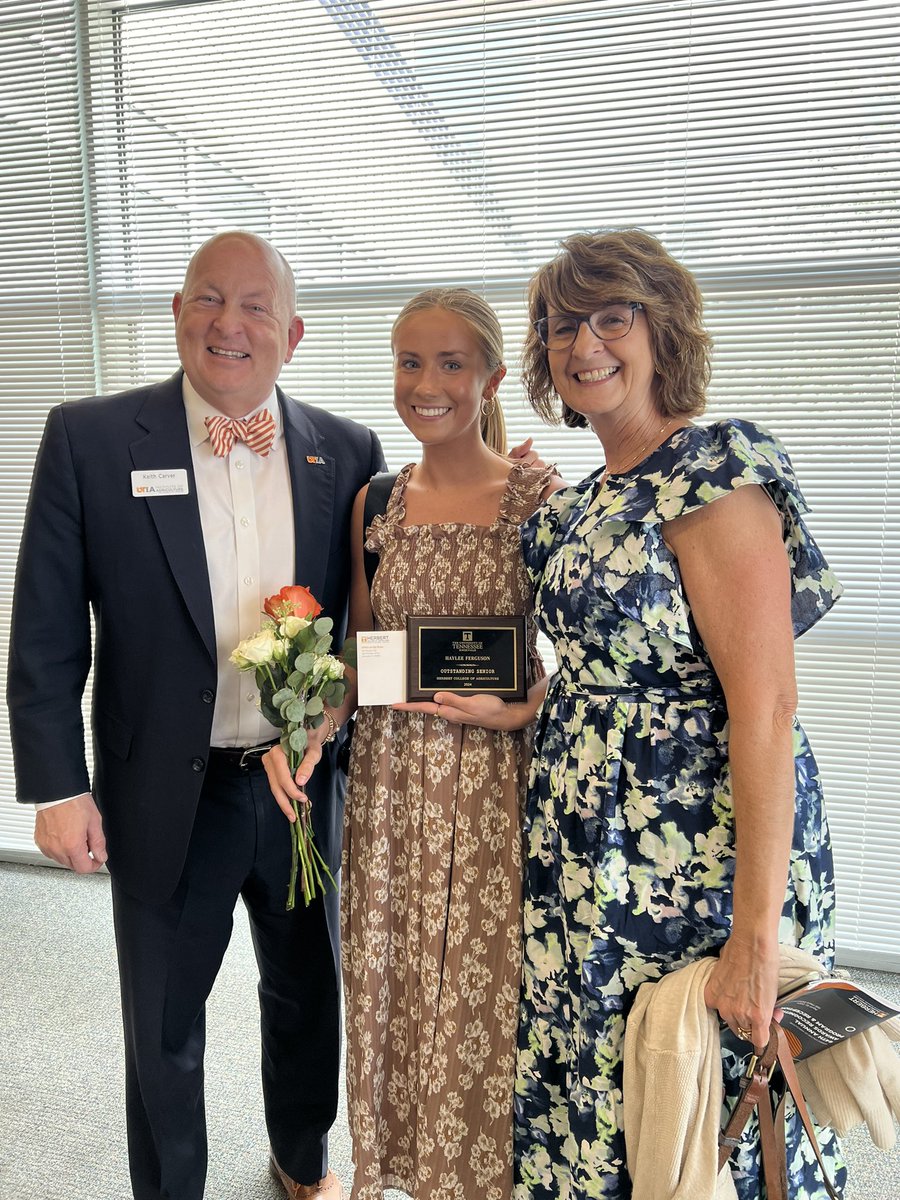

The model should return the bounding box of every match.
[533,302,643,350]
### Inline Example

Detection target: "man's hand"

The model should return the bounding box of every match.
[35,793,107,874]
[507,436,549,470]
[262,732,328,822]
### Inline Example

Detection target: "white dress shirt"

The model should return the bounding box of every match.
[183,377,295,747]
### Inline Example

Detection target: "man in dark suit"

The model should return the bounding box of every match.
[7,231,385,1200]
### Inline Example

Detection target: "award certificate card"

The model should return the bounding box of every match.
[357,630,407,706]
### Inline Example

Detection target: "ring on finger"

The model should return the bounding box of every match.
[736,1024,753,1041]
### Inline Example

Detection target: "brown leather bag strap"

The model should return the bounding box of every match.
[718,1021,841,1200]
[757,1076,788,1200]
[717,1026,779,1171]
[771,1024,843,1200]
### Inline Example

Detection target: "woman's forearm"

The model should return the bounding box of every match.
[726,706,796,946]
[499,675,551,731]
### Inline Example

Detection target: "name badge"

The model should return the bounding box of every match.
[131,469,190,497]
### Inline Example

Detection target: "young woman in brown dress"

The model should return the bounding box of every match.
[265,289,562,1200]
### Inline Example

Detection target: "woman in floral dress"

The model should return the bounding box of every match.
[265,289,563,1199]
[512,229,845,1199]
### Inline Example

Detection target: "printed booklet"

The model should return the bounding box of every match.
[777,977,900,1060]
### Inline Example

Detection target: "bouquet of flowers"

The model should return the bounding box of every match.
[230,585,348,910]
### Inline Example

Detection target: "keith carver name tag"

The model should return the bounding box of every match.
[407,615,527,702]
[131,469,190,497]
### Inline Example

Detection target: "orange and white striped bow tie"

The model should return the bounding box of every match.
[205,409,276,458]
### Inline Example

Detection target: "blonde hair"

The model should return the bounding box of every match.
[522,228,712,428]
[392,288,507,454]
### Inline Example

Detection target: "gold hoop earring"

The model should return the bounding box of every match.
[481,394,496,418]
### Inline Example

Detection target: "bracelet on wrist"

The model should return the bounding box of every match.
[322,711,338,743]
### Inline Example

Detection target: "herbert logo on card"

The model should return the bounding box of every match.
[131,469,190,497]
[357,630,406,706]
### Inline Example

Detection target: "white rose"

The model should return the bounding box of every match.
[281,614,311,638]
[314,655,345,682]
[230,629,278,669]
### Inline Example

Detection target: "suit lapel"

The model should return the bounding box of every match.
[130,373,217,664]
[280,390,335,602]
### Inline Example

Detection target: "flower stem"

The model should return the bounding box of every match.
[287,796,300,911]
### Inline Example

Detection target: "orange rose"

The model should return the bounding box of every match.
[264,584,323,621]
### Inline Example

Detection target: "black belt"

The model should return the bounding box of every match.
[207,739,279,772]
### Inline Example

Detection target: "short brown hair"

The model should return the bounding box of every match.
[392,288,507,453]
[522,229,712,428]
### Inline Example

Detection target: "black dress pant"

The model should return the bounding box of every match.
[110,752,341,1200]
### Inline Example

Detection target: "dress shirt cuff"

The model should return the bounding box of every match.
[35,794,84,811]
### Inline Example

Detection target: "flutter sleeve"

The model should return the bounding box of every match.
[601,418,842,640]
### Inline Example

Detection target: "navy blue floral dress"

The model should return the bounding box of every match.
[513,420,845,1199]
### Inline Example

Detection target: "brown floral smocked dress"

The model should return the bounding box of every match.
[341,462,551,1200]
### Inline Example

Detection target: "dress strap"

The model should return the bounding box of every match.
[364,463,413,554]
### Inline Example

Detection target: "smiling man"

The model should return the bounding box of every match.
[173,235,304,416]
[7,232,385,1200]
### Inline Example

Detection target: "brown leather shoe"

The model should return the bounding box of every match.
[269,1156,344,1200]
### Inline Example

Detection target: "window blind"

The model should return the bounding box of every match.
[0,0,897,966]
[0,0,98,860]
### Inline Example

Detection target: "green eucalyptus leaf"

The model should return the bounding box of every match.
[306,695,324,716]
[287,671,304,689]
[309,713,325,729]
[271,687,295,709]
[314,616,334,636]
[285,699,306,722]
[289,727,308,753]
[294,652,316,674]
[341,637,357,669]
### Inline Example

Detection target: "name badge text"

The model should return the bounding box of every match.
[131,469,190,497]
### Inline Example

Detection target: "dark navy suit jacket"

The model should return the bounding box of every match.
[8,371,385,905]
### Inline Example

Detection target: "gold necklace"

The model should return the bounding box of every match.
[600,418,675,488]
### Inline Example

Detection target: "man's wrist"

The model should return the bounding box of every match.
[35,793,85,811]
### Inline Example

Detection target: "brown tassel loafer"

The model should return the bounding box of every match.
[269,1156,344,1200]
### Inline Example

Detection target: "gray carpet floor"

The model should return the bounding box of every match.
[1,860,898,1199]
